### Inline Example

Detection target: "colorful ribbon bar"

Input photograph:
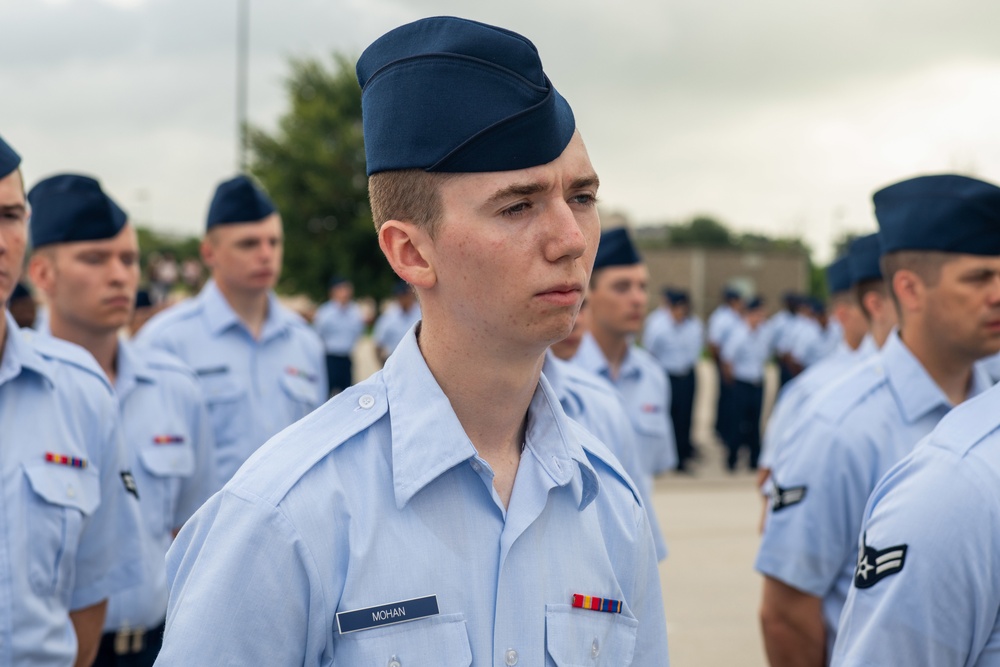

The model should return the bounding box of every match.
[45,452,87,469]
[153,435,185,445]
[572,593,622,614]
[285,366,317,382]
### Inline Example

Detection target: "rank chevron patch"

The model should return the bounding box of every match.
[854,533,907,589]
[771,482,807,512]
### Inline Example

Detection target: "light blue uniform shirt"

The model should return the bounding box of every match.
[977,351,1000,384]
[766,310,795,355]
[756,332,991,655]
[721,320,772,383]
[373,302,422,356]
[137,280,326,488]
[707,304,740,348]
[644,310,704,375]
[832,382,1000,666]
[544,352,668,561]
[0,313,142,666]
[156,329,669,666]
[791,320,843,368]
[313,300,365,355]
[572,333,677,475]
[760,336,877,469]
[103,341,216,632]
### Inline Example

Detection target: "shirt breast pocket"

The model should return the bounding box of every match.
[545,604,638,667]
[138,444,195,533]
[279,373,318,411]
[199,377,248,445]
[22,461,101,597]
[334,613,472,666]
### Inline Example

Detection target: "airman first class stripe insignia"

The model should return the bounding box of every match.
[572,593,623,613]
[45,452,87,468]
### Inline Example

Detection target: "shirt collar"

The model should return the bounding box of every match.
[0,310,54,387]
[385,328,600,511]
[572,332,640,383]
[114,339,156,399]
[881,331,991,423]
[200,279,289,341]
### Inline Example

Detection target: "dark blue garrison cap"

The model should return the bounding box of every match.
[874,174,1000,255]
[825,256,852,294]
[356,16,576,176]
[664,288,690,306]
[594,227,641,270]
[28,174,127,248]
[206,175,276,229]
[0,134,20,179]
[847,233,882,284]
[747,296,765,311]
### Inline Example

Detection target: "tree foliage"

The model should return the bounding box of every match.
[247,53,393,302]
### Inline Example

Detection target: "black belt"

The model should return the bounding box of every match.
[101,622,165,657]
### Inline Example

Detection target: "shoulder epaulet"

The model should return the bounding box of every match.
[570,420,643,507]
[561,361,617,394]
[811,358,889,424]
[29,334,114,394]
[228,374,388,504]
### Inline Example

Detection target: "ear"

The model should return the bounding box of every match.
[27,252,56,296]
[199,236,215,268]
[378,221,436,289]
[891,269,924,316]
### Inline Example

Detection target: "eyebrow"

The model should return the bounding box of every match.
[484,173,601,208]
[0,204,26,215]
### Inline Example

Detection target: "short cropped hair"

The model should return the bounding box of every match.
[880,250,950,313]
[368,169,457,237]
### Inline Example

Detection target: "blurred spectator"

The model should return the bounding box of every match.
[8,282,36,328]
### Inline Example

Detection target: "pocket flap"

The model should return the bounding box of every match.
[23,461,101,515]
[335,613,471,666]
[138,443,195,478]
[280,372,319,404]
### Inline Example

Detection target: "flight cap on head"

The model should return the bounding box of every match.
[28,174,127,248]
[206,175,276,230]
[747,296,765,311]
[594,227,641,271]
[825,256,852,294]
[874,174,1000,255]
[356,16,576,176]
[847,233,882,285]
[0,134,20,180]
[664,287,689,306]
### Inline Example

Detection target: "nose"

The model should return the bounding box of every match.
[544,200,589,263]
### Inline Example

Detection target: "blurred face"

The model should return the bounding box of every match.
[589,263,649,338]
[550,298,591,361]
[0,170,27,304]
[670,302,689,323]
[421,132,600,349]
[330,282,353,304]
[922,254,1000,361]
[202,213,283,295]
[831,295,868,348]
[32,224,140,334]
[747,307,767,329]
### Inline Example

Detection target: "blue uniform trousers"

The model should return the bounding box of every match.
[725,379,762,471]
[668,369,696,469]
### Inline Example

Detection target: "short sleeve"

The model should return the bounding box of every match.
[832,449,1000,666]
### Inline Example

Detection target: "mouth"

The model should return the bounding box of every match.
[104,296,132,308]
[536,282,584,307]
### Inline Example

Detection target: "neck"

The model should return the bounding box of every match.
[215,279,270,338]
[590,325,629,380]
[899,326,976,406]
[49,317,120,384]
[871,320,894,349]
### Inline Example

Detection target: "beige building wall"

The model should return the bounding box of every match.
[642,248,809,320]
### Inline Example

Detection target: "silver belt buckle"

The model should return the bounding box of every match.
[114,626,146,655]
[131,627,147,654]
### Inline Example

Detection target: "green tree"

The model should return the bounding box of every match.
[668,215,733,247]
[247,54,393,302]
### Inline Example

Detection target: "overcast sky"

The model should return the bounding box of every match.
[4,0,1000,261]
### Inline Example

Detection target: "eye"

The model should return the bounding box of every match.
[501,202,531,218]
[570,193,598,207]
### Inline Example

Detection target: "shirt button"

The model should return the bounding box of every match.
[66,485,76,498]
[470,460,482,473]
[359,394,375,409]
[504,648,519,665]
[387,656,401,667]
[592,637,600,657]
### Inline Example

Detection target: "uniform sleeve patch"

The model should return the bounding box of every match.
[120,470,140,499]
[771,483,807,511]
[854,533,907,589]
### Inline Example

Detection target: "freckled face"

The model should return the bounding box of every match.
[427,133,601,351]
